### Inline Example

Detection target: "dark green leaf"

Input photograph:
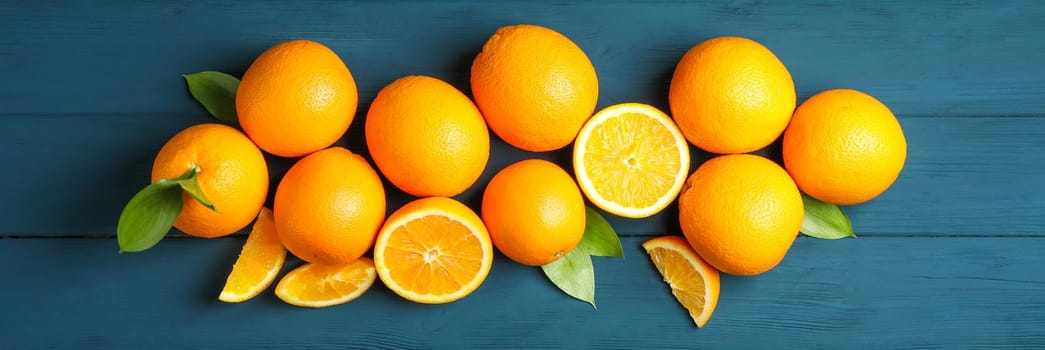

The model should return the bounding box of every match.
[163,166,200,183]
[176,166,214,210]
[116,182,184,253]
[541,248,596,308]
[116,167,202,253]
[539,207,624,308]
[183,71,240,125]
[800,194,856,239]
[577,207,623,257]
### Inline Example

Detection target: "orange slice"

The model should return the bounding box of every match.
[642,236,721,328]
[374,197,493,304]
[573,103,690,218]
[219,207,286,303]
[274,257,377,308]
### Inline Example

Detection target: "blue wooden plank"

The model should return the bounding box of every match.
[2,2,1044,348]
[0,237,1042,348]
[1,1,1043,117]
[2,1,1044,236]
[1,115,1042,236]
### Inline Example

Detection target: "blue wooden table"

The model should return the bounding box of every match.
[2,1,1044,348]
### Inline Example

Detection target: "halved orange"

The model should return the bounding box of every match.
[219,207,286,303]
[573,103,690,218]
[642,235,721,328]
[274,257,377,308]
[374,197,493,304]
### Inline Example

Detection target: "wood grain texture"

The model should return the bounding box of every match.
[2,115,1043,236]
[2,1,1043,116]
[1,0,1041,237]
[2,1,1044,348]
[0,237,1042,349]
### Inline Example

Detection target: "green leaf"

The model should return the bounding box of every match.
[183,71,240,125]
[116,181,184,253]
[800,194,856,239]
[539,206,624,308]
[175,165,215,210]
[577,207,623,257]
[541,248,596,308]
[116,167,203,253]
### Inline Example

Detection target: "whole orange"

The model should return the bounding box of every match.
[365,75,489,197]
[274,147,386,265]
[783,89,907,205]
[678,154,803,276]
[471,24,599,152]
[151,123,268,238]
[481,159,586,266]
[237,39,358,158]
[669,36,795,154]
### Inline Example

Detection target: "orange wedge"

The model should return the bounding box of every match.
[573,103,690,218]
[642,236,721,328]
[374,197,493,304]
[274,258,377,308]
[219,207,286,303]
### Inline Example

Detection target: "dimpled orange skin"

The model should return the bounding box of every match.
[151,123,268,238]
[471,24,599,152]
[274,147,386,265]
[678,154,804,276]
[482,159,586,266]
[237,40,358,158]
[365,75,490,197]
[783,89,908,205]
[669,36,796,154]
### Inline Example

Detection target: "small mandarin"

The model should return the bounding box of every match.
[783,89,907,205]
[669,36,795,154]
[482,159,586,266]
[365,75,489,197]
[151,123,268,238]
[274,147,385,265]
[237,39,358,158]
[471,24,599,152]
[678,154,803,276]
